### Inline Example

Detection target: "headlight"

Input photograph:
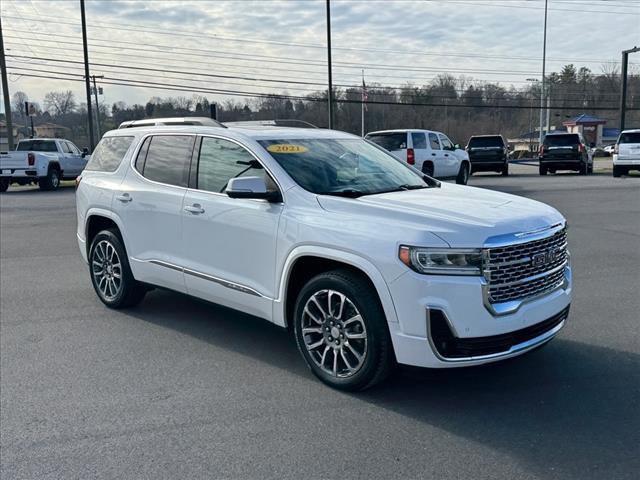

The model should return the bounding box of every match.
[399,246,484,276]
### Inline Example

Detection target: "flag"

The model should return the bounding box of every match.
[362,78,368,112]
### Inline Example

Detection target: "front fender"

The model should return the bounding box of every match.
[272,245,399,328]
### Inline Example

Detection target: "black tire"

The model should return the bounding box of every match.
[293,269,394,391]
[39,166,61,191]
[0,178,9,192]
[613,165,622,177]
[456,162,470,185]
[501,163,509,176]
[539,165,547,176]
[88,229,147,309]
[421,161,434,177]
[588,163,594,174]
[579,162,587,175]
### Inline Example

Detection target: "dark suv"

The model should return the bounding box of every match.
[466,135,509,176]
[539,133,593,175]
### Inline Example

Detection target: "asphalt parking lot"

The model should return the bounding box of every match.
[1,167,639,479]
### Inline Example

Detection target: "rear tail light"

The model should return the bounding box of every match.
[27,152,35,166]
[407,148,415,165]
[539,145,545,156]
[578,144,585,153]
[614,144,619,154]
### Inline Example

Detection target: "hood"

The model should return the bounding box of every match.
[316,183,564,247]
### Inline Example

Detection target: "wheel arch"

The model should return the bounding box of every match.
[275,246,399,329]
[85,209,127,257]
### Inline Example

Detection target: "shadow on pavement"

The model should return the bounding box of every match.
[124,288,639,480]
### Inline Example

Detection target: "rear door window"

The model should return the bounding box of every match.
[544,134,580,147]
[84,136,135,172]
[411,132,427,149]
[140,135,195,187]
[366,133,407,151]
[428,133,441,150]
[619,132,640,144]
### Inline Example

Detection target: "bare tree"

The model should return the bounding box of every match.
[11,91,29,118]
[43,90,77,116]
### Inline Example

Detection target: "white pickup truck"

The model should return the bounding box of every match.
[0,138,89,192]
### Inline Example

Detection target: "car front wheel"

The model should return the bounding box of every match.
[456,163,470,185]
[0,178,9,192]
[293,270,394,391]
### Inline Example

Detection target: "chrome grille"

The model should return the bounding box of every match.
[486,227,567,303]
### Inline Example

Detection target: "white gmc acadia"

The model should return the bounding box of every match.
[76,119,572,391]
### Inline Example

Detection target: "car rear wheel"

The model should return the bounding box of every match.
[613,165,623,177]
[501,163,509,176]
[579,162,587,175]
[0,178,9,192]
[89,229,147,309]
[293,270,394,391]
[456,163,470,185]
[539,165,547,175]
[39,167,60,191]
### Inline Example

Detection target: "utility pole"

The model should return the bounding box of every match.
[0,14,15,150]
[526,78,538,153]
[80,0,95,151]
[326,0,334,129]
[539,0,548,146]
[620,46,639,131]
[91,75,104,142]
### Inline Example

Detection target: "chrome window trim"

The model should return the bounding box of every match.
[427,306,567,363]
[132,258,269,299]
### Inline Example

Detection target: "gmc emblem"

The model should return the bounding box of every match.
[532,248,559,267]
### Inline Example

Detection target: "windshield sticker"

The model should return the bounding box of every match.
[267,144,308,154]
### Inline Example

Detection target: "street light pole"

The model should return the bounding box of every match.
[80,0,95,151]
[539,0,548,146]
[326,0,334,129]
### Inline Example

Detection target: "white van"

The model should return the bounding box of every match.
[365,129,471,184]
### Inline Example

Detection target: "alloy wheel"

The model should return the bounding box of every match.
[91,240,123,301]
[301,289,368,378]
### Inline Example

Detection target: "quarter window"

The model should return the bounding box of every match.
[141,135,195,187]
[197,137,265,193]
[428,133,441,150]
[84,136,135,172]
[411,133,427,149]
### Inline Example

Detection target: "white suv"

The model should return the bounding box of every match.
[613,129,640,177]
[76,121,572,390]
[365,129,471,184]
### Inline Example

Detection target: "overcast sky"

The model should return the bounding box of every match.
[1,0,639,112]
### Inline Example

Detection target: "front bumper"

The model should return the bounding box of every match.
[386,264,572,368]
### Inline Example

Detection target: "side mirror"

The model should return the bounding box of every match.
[226,176,281,202]
[81,147,89,158]
[454,143,461,150]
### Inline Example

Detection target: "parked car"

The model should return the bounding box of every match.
[465,135,510,176]
[603,144,615,155]
[538,132,593,175]
[365,129,471,184]
[613,129,640,177]
[0,138,88,192]
[77,121,572,391]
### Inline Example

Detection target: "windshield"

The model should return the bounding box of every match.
[619,132,640,144]
[259,138,428,197]
[365,132,407,151]
[544,134,580,147]
[16,140,57,152]
[468,136,503,148]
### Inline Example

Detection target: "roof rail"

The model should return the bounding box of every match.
[118,117,227,129]
[224,119,318,129]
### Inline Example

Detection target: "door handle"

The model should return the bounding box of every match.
[116,193,132,203]
[184,204,205,214]
[444,154,449,157]
[431,153,436,156]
